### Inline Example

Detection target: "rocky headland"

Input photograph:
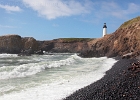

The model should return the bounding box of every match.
[1,17,140,58]
[80,16,140,58]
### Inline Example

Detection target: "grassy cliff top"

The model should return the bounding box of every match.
[119,16,140,29]
[59,38,94,43]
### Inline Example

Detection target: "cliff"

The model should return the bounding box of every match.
[1,16,140,56]
[0,35,39,54]
[80,16,140,58]
[22,37,39,53]
[39,38,92,53]
[0,35,91,54]
[0,35,22,53]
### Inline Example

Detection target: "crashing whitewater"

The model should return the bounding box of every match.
[0,53,117,100]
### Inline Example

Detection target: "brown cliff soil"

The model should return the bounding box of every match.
[80,16,140,58]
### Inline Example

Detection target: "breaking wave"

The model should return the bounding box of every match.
[0,54,78,80]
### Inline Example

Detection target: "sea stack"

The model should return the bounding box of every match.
[103,23,107,37]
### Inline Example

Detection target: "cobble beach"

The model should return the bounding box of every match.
[64,58,140,100]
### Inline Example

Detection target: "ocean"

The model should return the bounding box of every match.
[0,53,117,100]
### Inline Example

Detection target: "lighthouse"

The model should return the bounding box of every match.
[103,23,107,37]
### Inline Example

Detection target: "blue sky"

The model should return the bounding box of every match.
[0,0,140,40]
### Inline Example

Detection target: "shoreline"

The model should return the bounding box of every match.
[63,58,140,100]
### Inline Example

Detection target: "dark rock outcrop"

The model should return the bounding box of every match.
[39,39,91,53]
[22,37,39,54]
[52,40,90,53]
[0,35,91,54]
[0,35,22,54]
[38,40,54,52]
[0,35,39,54]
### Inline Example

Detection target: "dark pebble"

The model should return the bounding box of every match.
[63,58,140,100]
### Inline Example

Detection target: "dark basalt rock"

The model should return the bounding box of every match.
[18,48,32,56]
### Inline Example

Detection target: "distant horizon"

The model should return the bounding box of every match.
[0,0,140,40]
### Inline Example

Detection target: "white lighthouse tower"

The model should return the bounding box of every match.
[103,23,107,37]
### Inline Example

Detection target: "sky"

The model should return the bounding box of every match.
[0,0,140,40]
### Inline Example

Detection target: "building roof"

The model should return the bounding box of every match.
[103,23,107,28]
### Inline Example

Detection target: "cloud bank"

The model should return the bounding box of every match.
[0,25,17,28]
[0,4,22,12]
[96,2,140,19]
[22,0,92,20]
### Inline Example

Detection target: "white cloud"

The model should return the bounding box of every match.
[22,0,93,20]
[0,4,22,12]
[52,23,59,27]
[0,25,17,28]
[125,3,140,14]
[78,1,140,25]
[97,2,140,19]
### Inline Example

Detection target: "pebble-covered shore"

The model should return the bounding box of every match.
[63,58,140,100]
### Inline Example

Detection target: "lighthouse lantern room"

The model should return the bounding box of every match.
[103,23,107,37]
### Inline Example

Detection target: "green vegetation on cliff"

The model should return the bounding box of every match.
[119,16,140,29]
[59,38,93,43]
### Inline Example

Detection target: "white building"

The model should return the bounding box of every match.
[103,23,107,37]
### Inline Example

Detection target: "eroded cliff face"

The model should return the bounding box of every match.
[0,35,90,54]
[0,35,22,53]
[80,16,140,58]
[22,37,39,52]
[39,39,91,53]
[0,35,39,54]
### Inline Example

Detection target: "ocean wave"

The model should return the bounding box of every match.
[0,54,78,80]
[0,54,18,58]
[0,57,117,100]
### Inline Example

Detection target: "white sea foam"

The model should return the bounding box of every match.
[0,54,18,58]
[0,54,76,80]
[0,57,117,100]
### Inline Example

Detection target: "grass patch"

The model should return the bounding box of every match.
[119,16,140,29]
[59,38,94,43]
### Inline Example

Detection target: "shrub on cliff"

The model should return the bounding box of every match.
[59,38,92,43]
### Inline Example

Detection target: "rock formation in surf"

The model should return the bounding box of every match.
[22,37,39,54]
[0,35,39,54]
[0,35,22,54]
